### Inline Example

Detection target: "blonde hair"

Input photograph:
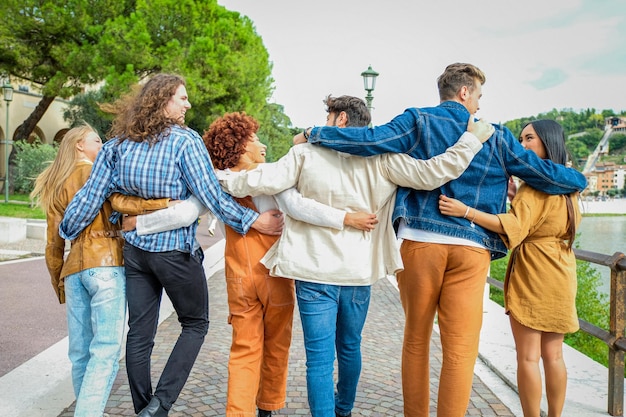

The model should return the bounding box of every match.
[30,124,96,214]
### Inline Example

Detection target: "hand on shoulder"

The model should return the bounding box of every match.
[467,115,495,143]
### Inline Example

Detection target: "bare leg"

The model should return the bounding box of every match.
[510,317,542,417]
[541,332,566,417]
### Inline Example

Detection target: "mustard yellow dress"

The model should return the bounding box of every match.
[496,184,581,334]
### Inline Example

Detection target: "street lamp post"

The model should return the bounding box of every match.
[3,80,13,203]
[360,65,379,127]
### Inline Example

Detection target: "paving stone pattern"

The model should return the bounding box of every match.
[59,271,514,417]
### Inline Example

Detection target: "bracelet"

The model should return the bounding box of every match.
[463,206,470,219]
[303,127,311,140]
[470,208,477,228]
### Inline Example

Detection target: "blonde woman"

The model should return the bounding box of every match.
[31,124,165,417]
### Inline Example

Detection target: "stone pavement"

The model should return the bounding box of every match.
[55,253,515,416]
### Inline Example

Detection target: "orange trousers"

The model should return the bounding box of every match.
[224,198,295,417]
[397,241,490,417]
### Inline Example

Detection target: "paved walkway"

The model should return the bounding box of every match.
[53,246,515,417]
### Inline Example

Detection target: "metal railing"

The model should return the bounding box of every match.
[487,248,626,416]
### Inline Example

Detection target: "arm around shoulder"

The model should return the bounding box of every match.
[217,150,300,198]
[503,131,587,194]
[384,131,484,191]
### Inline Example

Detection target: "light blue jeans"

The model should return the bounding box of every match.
[65,266,126,417]
[295,280,371,417]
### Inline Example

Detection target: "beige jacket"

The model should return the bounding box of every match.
[219,133,482,286]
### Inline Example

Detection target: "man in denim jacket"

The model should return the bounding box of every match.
[302,63,587,417]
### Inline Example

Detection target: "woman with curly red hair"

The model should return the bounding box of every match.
[204,112,294,417]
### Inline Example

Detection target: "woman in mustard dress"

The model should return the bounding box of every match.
[438,119,581,417]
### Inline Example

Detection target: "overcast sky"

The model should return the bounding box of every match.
[217,0,626,128]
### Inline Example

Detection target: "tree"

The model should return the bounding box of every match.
[606,188,619,198]
[256,103,299,162]
[0,0,132,141]
[609,133,626,155]
[577,129,604,151]
[63,89,113,139]
[589,113,605,130]
[1,0,280,144]
[171,1,274,132]
[91,0,278,135]
[565,138,590,168]
[64,0,295,155]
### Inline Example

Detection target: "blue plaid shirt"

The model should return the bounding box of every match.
[59,125,258,252]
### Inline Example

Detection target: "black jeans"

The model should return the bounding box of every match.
[124,243,209,412]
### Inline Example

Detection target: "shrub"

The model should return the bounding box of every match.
[488,256,507,305]
[13,141,58,194]
[565,259,609,366]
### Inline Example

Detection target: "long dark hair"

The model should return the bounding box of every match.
[522,119,577,249]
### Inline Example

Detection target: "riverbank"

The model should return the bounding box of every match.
[581,199,626,215]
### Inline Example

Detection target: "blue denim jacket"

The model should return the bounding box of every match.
[309,101,587,260]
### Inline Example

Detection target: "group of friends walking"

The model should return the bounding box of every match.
[32,61,586,417]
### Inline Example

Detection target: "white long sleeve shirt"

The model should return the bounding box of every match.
[135,186,347,235]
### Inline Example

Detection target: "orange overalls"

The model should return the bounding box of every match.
[223,197,295,416]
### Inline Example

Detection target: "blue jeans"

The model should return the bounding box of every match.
[124,244,209,413]
[295,280,371,417]
[65,266,126,417]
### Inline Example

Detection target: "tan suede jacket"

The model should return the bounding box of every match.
[46,160,168,304]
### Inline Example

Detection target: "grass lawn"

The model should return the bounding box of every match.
[0,194,45,219]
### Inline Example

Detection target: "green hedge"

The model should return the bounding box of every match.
[13,141,58,194]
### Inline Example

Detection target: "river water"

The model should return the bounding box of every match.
[576,215,626,294]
